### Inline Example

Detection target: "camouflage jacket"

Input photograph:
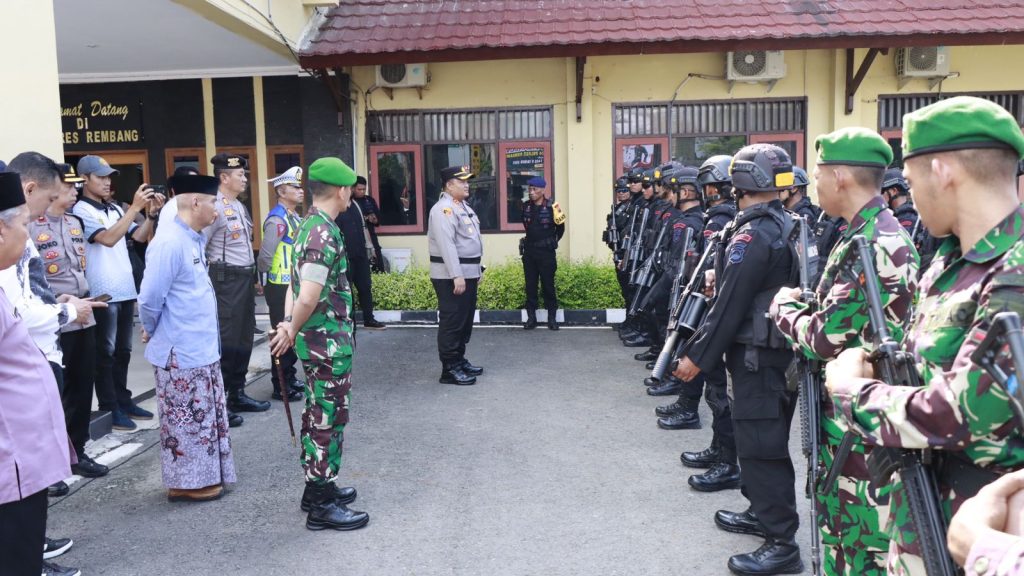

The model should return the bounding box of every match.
[772,196,919,362]
[290,207,354,362]
[832,206,1024,486]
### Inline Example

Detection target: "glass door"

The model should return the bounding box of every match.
[369,144,423,234]
[65,150,150,207]
[498,141,552,232]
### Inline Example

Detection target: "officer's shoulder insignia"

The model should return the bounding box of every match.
[703,229,714,238]
[728,233,753,264]
[70,228,82,236]
[277,223,286,237]
[900,220,913,228]
[673,221,687,230]
[36,233,51,242]
[46,263,59,274]
[442,207,452,216]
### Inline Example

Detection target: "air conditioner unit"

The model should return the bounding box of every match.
[896,47,949,77]
[376,63,428,88]
[726,50,787,82]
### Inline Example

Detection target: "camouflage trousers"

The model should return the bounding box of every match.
[817,417,892,576]
[298,355,352,484]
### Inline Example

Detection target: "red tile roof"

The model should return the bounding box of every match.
[299,0,1024,66]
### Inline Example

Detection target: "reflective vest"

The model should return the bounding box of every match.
[266,204,299,285]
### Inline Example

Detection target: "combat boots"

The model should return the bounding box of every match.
[689,462,741,492]
[646,374,683,396]
[304,482,369,531]
[680,444,721,468]
[440,364,477,386]
[524,310,538,330]
[656,396,700,429]
[228,390,270,413]
[727,539,803,575]
[300,482,357,511]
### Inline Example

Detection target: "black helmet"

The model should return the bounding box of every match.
[615,176,629,188]
[792,166,809,189]
[881,168,909,196]
[698,155,733,188]
[730,144,794,194]
[627,167,644,183]
[698,155,734,203]
[641,168,657,187]
[673,166,700,189]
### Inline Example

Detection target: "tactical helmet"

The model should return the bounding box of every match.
[698,155,733,187]
[641,167,657,187]
[674,166,700,190]
[627,167,644,183]
[698,155,735,203]
[792,166,809,189]
[881,167,910,196]
[729,144,794,194]
[615,176,629,188]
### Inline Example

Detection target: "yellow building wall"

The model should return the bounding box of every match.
[351,45,1024,267]
[0,0,64,162]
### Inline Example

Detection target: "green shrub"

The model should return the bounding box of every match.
[365,258,624,311]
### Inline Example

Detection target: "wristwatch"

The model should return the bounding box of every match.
[283,315,293,322]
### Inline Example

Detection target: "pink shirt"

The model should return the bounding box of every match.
[0,287,71,504]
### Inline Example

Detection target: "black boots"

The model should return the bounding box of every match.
[304,482,369,531]
[656,396,700,429]
[440,365,477,385]
[646,375,684,396]
[301,483,357,511]
[458,360,484,376]
[228,390,270,413]
[727,539,803,575]
[689,462,741,492]
[714,508,766,537]
[680,444,721,468]
[524,311,537,330]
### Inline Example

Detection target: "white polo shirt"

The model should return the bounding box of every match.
[72,197,138,303]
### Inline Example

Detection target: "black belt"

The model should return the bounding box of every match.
[430,256,481,264]
[209,262,255,270]
[937,452,1001,500]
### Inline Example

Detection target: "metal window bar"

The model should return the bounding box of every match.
[367,111,420,143]
[498,109,552,140]
[879,92,1024,129]
[618,99,804,137]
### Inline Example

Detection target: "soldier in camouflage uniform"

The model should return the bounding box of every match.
[825,96,1024,575]
[771,128,920,575]
[270,157,369,532]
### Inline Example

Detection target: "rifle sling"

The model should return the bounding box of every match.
[936,452,1001,501]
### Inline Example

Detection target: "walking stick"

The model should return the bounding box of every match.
[270,333,298,447]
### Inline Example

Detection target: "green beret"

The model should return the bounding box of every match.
[815,127,893,168]
[902,96,1024,160]
[308,157,357,187]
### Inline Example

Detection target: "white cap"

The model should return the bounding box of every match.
[269,166,302,188]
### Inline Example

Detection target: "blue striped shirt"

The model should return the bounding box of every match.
[138,216,220,369]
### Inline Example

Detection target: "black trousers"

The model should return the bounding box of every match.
[727,344,799,542]
[211,265,255,397]
[264,282,298,386]
[0,489,47,576]
[523,247,557,313]
[704,359,735,464]
[93,300,135,412]
[432,277,478,369]
[60,327,97,455]
[346,254,375,321]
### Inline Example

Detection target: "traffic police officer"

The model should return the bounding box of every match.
[521,176,565,330]
[258,166,305,402]
[674,144,804,574]
[428,166,484,386]
[205,153,268,423]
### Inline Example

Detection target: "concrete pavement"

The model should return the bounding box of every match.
[48,326,811,576]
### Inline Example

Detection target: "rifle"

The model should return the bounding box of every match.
[793,215,823,576]
[605,203,622,260]
[646,232,710,386]
[628,206,650,283]
[971,311,1024,429]
[627,221,669,316]
[838,235,956,576]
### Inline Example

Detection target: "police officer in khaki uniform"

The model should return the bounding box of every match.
[29,163,109,479]
[204,153,268,424]
[428,166,484,386]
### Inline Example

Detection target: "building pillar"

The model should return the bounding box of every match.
[0,0,62,161]
[202,78,217,170]
[253,76,270,231]
[564,57,595,261]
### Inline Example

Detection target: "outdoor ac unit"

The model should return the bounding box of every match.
[726,51,787,82]
[896,47,949,77]
[376,63,428,88]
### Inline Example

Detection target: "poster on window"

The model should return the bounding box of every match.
[621,144,659,173]
[504,146,548,225]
